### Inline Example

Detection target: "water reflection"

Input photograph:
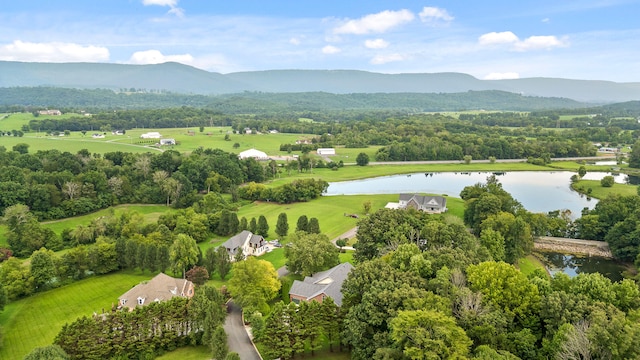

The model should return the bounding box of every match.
[536,251,627,282]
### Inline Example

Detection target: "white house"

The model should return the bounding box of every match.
[160,138,176,145]
[238,148,268,160]
[220,230,267,259]
[140,132,162,139]
[385,193,447,213]
[91,133,105,139]
[317,148,336,155]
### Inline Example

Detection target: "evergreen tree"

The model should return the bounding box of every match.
[239,217,248,231]
[275,212,289,238]
[296,215,309,232]
[211,326,228,359]
[308,217,321,234]
[228,212,239,235]
[249,217,257,233]
[256,215,269,237]
[215,246,232,279]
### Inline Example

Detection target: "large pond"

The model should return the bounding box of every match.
[326,171,630,216]
[536,252,628,282]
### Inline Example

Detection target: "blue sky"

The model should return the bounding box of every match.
[1,0,639,81]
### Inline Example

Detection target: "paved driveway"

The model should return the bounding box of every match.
[223,301,262,360]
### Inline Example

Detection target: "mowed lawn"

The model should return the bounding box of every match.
[236,194,399,241]
[0,271,152,360]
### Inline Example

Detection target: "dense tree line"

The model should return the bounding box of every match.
[0,146,282,223]
[54,285,226,360]
[343,209,640,359]
[237,178,329,203]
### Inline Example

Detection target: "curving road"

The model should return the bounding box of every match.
[224,301,262,360]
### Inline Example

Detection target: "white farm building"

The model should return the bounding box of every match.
[316,148,336,155]
[238,148,269,160]
[140,132,162,139]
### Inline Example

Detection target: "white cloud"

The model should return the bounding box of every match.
[419,7,454,24]
[142,0,177,6]
[514,35,568,51]
[484,72,520,80]
[128,49,193,64]
[364,38,389,49]
[479,31,568,51]
[370,53,407,65]
[289,37,301,45]
[333,9,414,35]
[322,45,341,54]
[142,0,184,17]
[478,31,519,46]
[542,18,550,23]
[0,40,109,62]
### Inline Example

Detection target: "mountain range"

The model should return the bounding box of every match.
[1,61,639,103]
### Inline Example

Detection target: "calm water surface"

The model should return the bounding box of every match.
[537,252,627,282]
[326,171,613,215]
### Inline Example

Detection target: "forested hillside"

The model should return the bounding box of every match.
[0,87,584,112]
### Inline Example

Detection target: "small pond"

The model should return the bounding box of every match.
[326,171,627,216]
[536,251,629,282]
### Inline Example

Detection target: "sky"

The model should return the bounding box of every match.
[1,0,639,81]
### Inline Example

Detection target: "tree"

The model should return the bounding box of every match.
[275,212,289,238]
[256,215,269,237]
[186,266,209,286]
[628,140,640,168]
[228,257,280,312]
[225,353,240,360]
[211,325,228,360]
[600,175,615,187]
[467,261,541,328]
[464,154,473,164]
[169,234,199,278]
[578,165,587,178]
[307,217,321,234]
[284,232,339,276]
[390,309,472,359]
[23,344,70,360]
[249,217,257,233]
[296,215,308,232]
[356,152,369,166]
[362,200,372,215]
[12,142,29,154]
[30,247,58,290]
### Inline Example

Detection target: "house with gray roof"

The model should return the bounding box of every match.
[220,230,266,260]
[288,262,353,306]
[118,273,194,310]
[385,193,447,213]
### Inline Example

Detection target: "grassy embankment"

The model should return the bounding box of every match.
[571,179,639,199]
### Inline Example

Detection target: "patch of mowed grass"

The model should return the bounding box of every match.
[41,204,172,234]
[236,194,398,241]
[0,134,162,154]
[0,270,152,360]
[517,254,549,277]
[571,179,639,199]
[0,112,82,131]
[155,345,212,360]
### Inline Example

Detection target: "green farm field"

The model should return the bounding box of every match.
[0,112,83,131]
[0,271,152,360]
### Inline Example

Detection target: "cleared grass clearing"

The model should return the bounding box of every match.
[0,270,152,360]
[0,112,83,131]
